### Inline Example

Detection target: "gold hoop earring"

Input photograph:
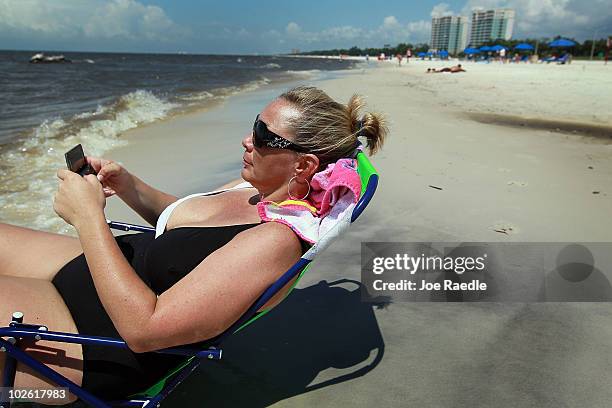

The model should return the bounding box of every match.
[287,176,311,200]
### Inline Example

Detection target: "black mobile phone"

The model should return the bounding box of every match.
[65,144,96,176]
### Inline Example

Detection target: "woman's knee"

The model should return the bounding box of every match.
[0,222,81,281]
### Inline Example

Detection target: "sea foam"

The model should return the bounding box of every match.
[0,90,176,234]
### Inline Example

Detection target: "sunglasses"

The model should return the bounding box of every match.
[252,114,308,152]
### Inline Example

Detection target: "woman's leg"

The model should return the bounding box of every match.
[0,223,83,281]
[0,275,82,405]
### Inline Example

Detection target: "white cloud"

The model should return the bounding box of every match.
[275,0,608,52]
[458,0,608,39]
[89,0,177,41]
[3,0,607,54]
[236,28,250,37]
[431,3,454,18]
[286,22,302,35]
[277,16,431,48]
[407,20,433,34]
[320,26,365,41]
[0,0,88,37]
[263,29,282,38]
[280,24,363,44]
[375,16,431,43]
[382,16,400,30]
[0,0,185,44]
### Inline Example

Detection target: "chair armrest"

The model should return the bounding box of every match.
[0,326,220,358]
[1,326,129,349]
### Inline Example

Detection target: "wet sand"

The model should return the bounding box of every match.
[465,112,612,141]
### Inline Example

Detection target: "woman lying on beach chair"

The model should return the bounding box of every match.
[0,86,387,404]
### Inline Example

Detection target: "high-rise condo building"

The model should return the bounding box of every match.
[469,8,515,47]
[430,15,469,55]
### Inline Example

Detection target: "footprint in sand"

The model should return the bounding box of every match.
[507,180,528,187]
[491,222,520,235]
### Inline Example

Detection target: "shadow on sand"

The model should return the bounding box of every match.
[32,282,385,408]
[164,279,387,407]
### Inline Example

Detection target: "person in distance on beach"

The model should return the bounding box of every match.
[426,64,466,73]
[0,86,387,403]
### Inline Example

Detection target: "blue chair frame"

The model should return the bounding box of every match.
[0,153,378,408]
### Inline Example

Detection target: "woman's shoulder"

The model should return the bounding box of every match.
[215,178,252,190]
[244,220,301,240]
[233,221,303,256]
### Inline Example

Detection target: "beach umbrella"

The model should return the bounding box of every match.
[490,45,507,52]
[548,38,576,47]
[417,52,427,57]
[479,46,492,52]
[514,43,534,51]
[463,47,481,54]
[439,50,449,58]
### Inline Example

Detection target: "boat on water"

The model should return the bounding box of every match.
[29,53,72,63]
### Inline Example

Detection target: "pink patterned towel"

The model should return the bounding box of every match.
[257,158,362,245]
[310,158,361,217]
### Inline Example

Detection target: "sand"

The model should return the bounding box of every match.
[93,60,612,406]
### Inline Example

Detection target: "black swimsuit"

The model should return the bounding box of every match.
[51,223,309,399]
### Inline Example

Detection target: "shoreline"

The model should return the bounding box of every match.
[0,63,357,234]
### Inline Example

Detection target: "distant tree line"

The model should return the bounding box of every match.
[297,36,611,59]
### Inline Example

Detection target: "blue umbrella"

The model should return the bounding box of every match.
[417,52,427,57]
[463,47,481,54]
[439,50,449,57]
[514,43,534,51]
[480,46,492,52]
[548,38,576,47]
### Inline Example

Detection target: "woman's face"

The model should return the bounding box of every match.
[241,98,302,195]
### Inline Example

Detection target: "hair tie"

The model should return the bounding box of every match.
[357,120,365,137]
[350,140,364,158]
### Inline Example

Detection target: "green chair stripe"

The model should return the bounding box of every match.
[356,152,378,193]
[129,356,196,398]
[234,263,312,333]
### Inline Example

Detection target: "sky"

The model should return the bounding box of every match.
[0,0,611,54]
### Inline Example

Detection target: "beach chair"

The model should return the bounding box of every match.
[556,54,570,65]
[0,152,379,408]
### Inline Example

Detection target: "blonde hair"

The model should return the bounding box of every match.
[279,86,388,168]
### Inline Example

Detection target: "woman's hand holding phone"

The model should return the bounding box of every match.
[54,169,106,228]
[85,157,132,198]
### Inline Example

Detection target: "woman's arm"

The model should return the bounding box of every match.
[114,172,178,226]
[75,212,159,346]
[78,218,301,353]
[87,157,177,226]
[124,176,248,224]
[54,170,300,352]
[54,170,159,344]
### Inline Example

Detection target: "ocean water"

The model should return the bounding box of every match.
[0,50,358,232]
